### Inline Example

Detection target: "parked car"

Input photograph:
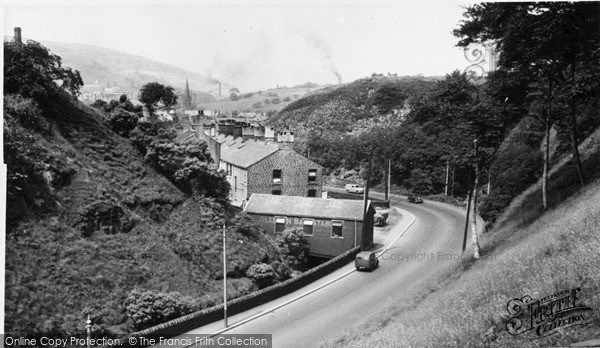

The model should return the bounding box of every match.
[355,251,379,271]
[407,194,423,203]
[345,184,365,194]
[374,212,389,227]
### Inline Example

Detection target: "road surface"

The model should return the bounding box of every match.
[168,190,476,348]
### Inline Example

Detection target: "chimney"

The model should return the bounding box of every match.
[218,81,222,99]
[14,27,22,44]
[276,130,295,151]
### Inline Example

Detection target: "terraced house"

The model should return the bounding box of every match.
[218,131,323,207]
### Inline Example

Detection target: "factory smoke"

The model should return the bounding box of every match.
[305,35,343,84]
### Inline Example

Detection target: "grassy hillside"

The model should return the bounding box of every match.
[4,87,280,336]
[268,76,438,129]
[197,85,320,115]
[319,128,600,347]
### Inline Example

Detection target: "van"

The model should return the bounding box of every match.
[355,251,379,271]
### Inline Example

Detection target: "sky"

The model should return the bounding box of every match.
[3,0,476,92]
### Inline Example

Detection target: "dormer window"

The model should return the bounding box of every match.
[273,169,282,183]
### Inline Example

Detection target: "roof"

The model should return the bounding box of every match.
[220,140,279,168]
[244,194,373,221]
[173,129,196,143]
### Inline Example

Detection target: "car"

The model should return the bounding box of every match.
[355,251,379,271]
[345,184,365,194]
[407,194,423,203]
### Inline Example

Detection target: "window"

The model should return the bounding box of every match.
[273,169,282,183]
[332,221,343,238]
[303,220,314,235]
[226,163,232,176]
[307,189,317,197]
[275,218,286,233]
[272,189,282,195]
[308,169,317,182]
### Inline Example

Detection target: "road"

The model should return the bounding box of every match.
[171,189,476,348]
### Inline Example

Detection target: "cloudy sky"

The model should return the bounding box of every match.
[3,0,475,91]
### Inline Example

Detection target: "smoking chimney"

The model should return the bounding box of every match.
[14,27,22,44]
[218,81,222,99]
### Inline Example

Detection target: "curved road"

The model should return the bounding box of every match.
[177,190,476,347]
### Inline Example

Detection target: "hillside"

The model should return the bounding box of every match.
[38,40,230,101]
[320,127,600,347]
[196,85,323,115]
[268,75,438,130]
[3,46,281,335]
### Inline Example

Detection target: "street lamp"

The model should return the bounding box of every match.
[85,315,91,348]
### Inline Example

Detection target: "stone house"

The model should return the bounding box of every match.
[217,132,323,207]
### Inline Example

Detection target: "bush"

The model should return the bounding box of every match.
[271,97,281,104]
[108,108,138,138]
[252,101,262,108]
[125,288,197,331]
[246,263,277,289]
[276,228,309,271]
[230,93,239,101]
[4,94,50,133]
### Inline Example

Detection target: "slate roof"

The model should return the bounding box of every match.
[220,140,279,168]
[244,194,371,221]
[173,129,196,143]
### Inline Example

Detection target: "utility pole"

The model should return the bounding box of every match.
[222,224,228,327]
[388,159,391,200]
[86,315,91,348]
[444,160,450,196]
[361,148,373,251]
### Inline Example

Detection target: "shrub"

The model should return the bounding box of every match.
[245,263,276,289]
[271,97,281,104]
[276,228,309,271]
[107,108,139,138]
[4,94,50,133]
[125,288,197,331]
[252,101,262,108]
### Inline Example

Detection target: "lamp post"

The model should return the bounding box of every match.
[222,224,228,328]
[85,315,91,348]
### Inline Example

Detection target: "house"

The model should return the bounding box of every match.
[244,194,375,258]
[217,131,323,207]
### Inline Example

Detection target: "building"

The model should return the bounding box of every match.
[244,194,375,258]
[217,131,323,206]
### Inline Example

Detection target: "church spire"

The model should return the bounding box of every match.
[183,78,192,109]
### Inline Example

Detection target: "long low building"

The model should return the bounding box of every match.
[244,194,375,258]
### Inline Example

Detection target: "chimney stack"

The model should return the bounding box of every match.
[218,81,222,99]
[14,27,22,44]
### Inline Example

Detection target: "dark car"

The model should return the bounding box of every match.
[407,194,423,203]
[355,251,379,271]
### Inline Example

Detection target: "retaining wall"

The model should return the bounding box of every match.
[118,246,361,346]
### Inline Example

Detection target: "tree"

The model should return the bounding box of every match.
[276,228,310,271]
[454,2,600,190]
[107,108,139,138]
[139,82,178,115]
[4,39,83,100]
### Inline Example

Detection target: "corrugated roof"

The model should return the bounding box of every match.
[244,194,369,221]
[221,141,279,168]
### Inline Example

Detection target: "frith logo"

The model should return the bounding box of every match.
[506,287,593,338]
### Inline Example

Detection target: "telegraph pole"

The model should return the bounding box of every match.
[444,160,450,196]
[361,147,373,251]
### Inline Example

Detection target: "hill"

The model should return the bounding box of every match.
[3,41,281,336]
[38,40,230,102]
[320,127,600,347]
[196,85,323,115]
